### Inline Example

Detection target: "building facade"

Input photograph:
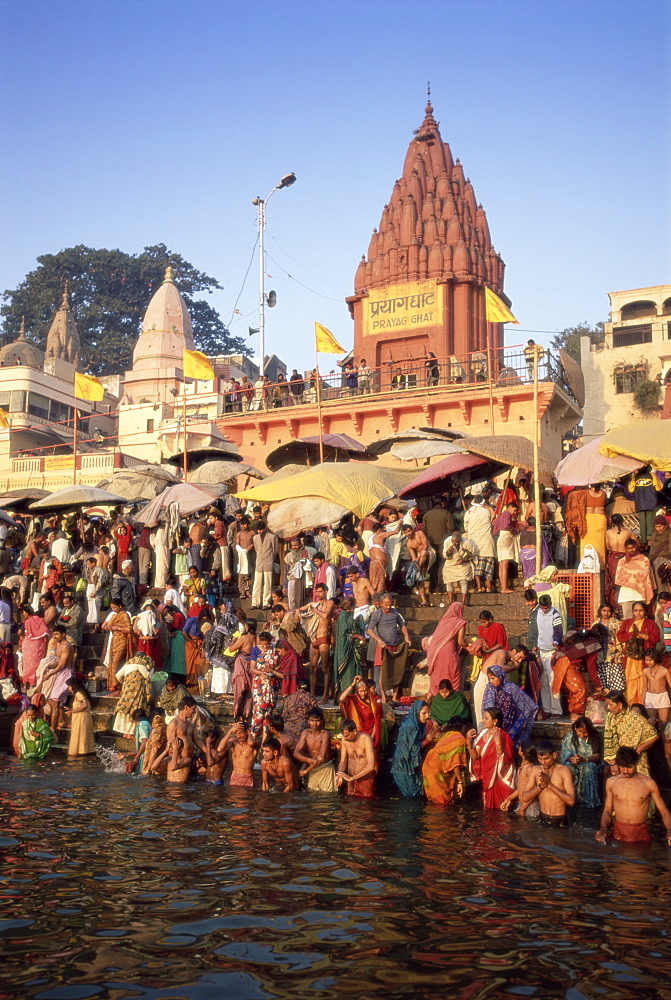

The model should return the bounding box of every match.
[581,284,671,441]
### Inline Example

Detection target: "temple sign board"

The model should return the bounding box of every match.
[363,279,442,337]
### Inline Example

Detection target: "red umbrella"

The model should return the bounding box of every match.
[398,454,500,500]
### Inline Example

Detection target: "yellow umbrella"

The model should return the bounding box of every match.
[235,462,418,520]
[599,422,671,471]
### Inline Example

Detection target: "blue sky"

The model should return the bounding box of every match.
[1,0,669,372]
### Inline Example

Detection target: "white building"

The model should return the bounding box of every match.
[581,284,671,441]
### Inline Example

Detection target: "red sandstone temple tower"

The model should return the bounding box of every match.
[347,96,507,371]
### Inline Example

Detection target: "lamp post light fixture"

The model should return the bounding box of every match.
[252,172,296,375]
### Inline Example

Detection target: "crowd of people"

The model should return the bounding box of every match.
[2,462,671,846]
[220,344,551,413]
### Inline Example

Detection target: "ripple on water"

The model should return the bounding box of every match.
[0,755,670,1000]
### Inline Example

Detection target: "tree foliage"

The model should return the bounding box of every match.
[633,378,662,414]
[550,321,605,365]
[1,244,250,376]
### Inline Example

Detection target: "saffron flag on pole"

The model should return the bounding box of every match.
[484,287,519,324]
[314,322,346,354]
[182,348,214,380]
[74,372,105,401]
[0,408,9,429]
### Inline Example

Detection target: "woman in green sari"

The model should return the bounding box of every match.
[19,705,54,760]
[333,598,366,699]
[429,679,471,727]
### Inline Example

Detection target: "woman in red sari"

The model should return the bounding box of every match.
[616,601,660,706]
[19,605,50,687]
[467,707,516,809]
[339,675,384,754]
[113,523,132,572]
[423,602,467,695]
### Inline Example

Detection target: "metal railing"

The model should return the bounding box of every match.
[219,346,577,413]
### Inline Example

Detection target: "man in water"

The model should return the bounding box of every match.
[165,736,192,784]
[335,719,377,799]
[294,707,335,792]
[265,713,297,758]
[213,720,257,788]
[203,729,228,785]
[596,746,671,845]
[261,736,298,792]
[520,739,575,827]
[153,696,199,772]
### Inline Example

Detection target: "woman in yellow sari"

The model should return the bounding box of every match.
[422,723,468,806]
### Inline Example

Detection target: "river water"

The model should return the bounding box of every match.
[0,753,670,1000]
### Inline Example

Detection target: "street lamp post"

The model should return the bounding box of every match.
[252,172,296,375]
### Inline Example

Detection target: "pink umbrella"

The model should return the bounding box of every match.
[398,454,496,499]
[555,437,643,487]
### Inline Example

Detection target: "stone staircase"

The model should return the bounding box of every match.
[51,583,577,753]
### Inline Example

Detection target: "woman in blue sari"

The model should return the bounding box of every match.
[124,709,152,773]
[391,700,430,798]
[481,664,538,745]
[559,715,601,808]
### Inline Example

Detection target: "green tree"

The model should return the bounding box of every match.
[1,244,250,375]
[550,321,605,365]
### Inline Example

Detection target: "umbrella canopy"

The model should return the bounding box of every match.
[30,485,129,510]
[190,460,266,484]
[133,483,221,526]
[0,488,49,512]
[96,464,181,500]
[555,437,644,487]
[390,439,467,462]
[367,428,468,456]
[398,454,497,500]
[158,421,241,463]
[265,434,369,472]
[267,497,350,538]
[599,422,671,471]
[0,510,20,528]
[235,462,418,519]
[462,434,556,479]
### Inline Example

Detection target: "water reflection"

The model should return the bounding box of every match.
[0,754,669,1000]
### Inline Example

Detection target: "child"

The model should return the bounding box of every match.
[205,569,223,609]
[642,648,671,726]
[500,743,539,818]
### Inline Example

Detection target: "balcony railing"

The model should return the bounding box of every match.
[220,346,577,414]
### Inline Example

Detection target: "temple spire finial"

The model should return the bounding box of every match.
[18,316,26,340]
[164,265,174,283]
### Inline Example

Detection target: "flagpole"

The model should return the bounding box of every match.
[72,407,78,485]
[315,353,325,464]
[182,378,188,482]
[533,345,541,575]
[486,330,495,434]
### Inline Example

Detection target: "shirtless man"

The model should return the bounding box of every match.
[367,522,391,594]
[597,746,671,845]
[402,524,432,607]
[261,736,299,792]
[605,514,637,559]
[520,739,575,827]
[214,720,257,787]
[153,696,200,771]
[24,531,46,569]
[336,719,377,798]
[204,729,228,785]
[294,707,335,792]
[165,736,193,784]
[344,567,374,619]
[42,625,75,736]
[642,649,671,726]
[298,583,334,702]
[266,713,297,758]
